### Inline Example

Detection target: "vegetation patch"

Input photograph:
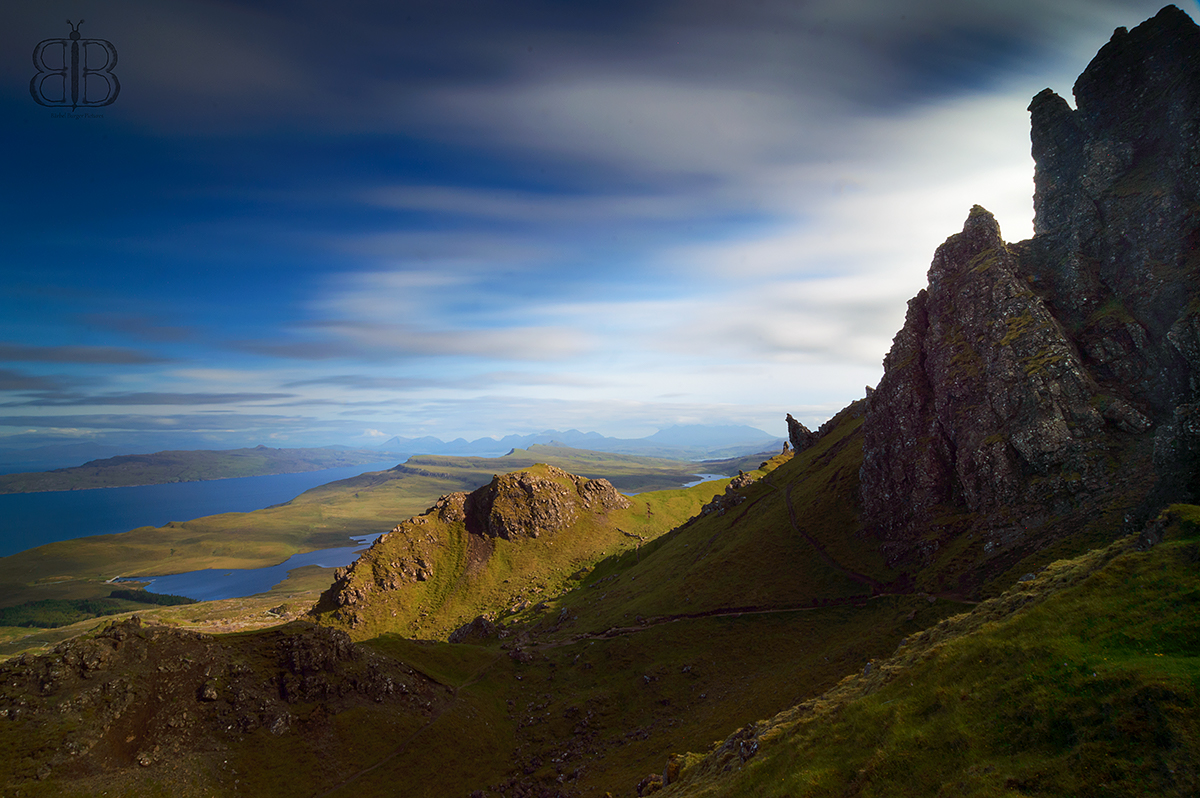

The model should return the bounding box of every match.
[664,511,1200,797]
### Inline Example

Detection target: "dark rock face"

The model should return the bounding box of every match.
[786,414,818,453]
[0,617,437,785]
[448,614,498,644]
[861,6,1200,568]
[1026,5,1200,414]
[861,208,1109,557]
[694,471,757,519]
[462,466,629,540]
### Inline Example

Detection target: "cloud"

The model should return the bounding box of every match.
[234,319,591,363]
[0,343,170,365]
[0,413,313,432]
[2,0,1187,453]
[81,314,195,344]
[0,392,295,408]
[283,371,596,390]
[360,185,721,225]
[0,369,73,393]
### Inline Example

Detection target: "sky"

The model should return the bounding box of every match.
[1,0,1195,453]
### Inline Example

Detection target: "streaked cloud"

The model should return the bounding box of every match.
[0,369,72,393]
[82,314,195,344]
[0,343,170,365]
[0,0,1188,451]
[234,320,591,362]
[0,392,295,408]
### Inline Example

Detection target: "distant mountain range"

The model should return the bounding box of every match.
[376,424,784,460]
[0,425,785,484]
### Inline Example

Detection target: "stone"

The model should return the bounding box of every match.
[860,7,1200,566]
[786,413,818,453]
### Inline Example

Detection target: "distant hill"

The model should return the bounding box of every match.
[378,424,784,460]
[0,443,134,475]
[0,446,398,494]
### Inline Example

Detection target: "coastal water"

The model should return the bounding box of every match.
[0,461,399,559]
[133,534,382,602]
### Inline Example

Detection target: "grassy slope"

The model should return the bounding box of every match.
[0,446,398,494]
[313,463,728,641]
[0,412,971,798]
[292,411,972,796]
[550,405,893,635]
[663,507,1200,798]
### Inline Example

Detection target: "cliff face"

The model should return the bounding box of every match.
[1026,4,1200,411]
[860,5,1200,573]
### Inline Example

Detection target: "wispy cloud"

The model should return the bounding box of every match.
[1,0,1187,450]
[0,392,295,408]
[0,343,169,365]
[234,321,590,362]
[0,369,73,393]
[81,314,195,344]
[283,371,597,390]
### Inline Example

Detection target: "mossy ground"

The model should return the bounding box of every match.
[664,508,1200,797]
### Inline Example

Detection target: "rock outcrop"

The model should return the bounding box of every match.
[313,465,632,633]
[786,414,818,453]
[696,472,757,518]
[860,6,1200,570]
[461,466,630,540]
[0,617,440,786]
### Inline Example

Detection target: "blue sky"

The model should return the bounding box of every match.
[1,0,1194,452]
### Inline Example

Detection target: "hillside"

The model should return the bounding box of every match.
[310,463,723,640]
[0,434,965,797]
[659,507,1200,797]
[0,446,397,494]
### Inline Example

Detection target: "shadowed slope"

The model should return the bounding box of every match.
[660,507,1200,797]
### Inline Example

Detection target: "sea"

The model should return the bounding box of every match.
[126,534,383,602]
[0,461,399,599]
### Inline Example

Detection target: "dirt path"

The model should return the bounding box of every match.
[525,587,977,652]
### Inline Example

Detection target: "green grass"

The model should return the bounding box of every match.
[0,591,195,628]
[550,406,893,635]
[665,509,1200,797]
[313,464,726,640]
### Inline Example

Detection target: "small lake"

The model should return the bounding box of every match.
[622,472,725,496]
[0,461,399,558]
[130,534,382,602]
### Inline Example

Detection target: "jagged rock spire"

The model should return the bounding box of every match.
[859,6,1200,569]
